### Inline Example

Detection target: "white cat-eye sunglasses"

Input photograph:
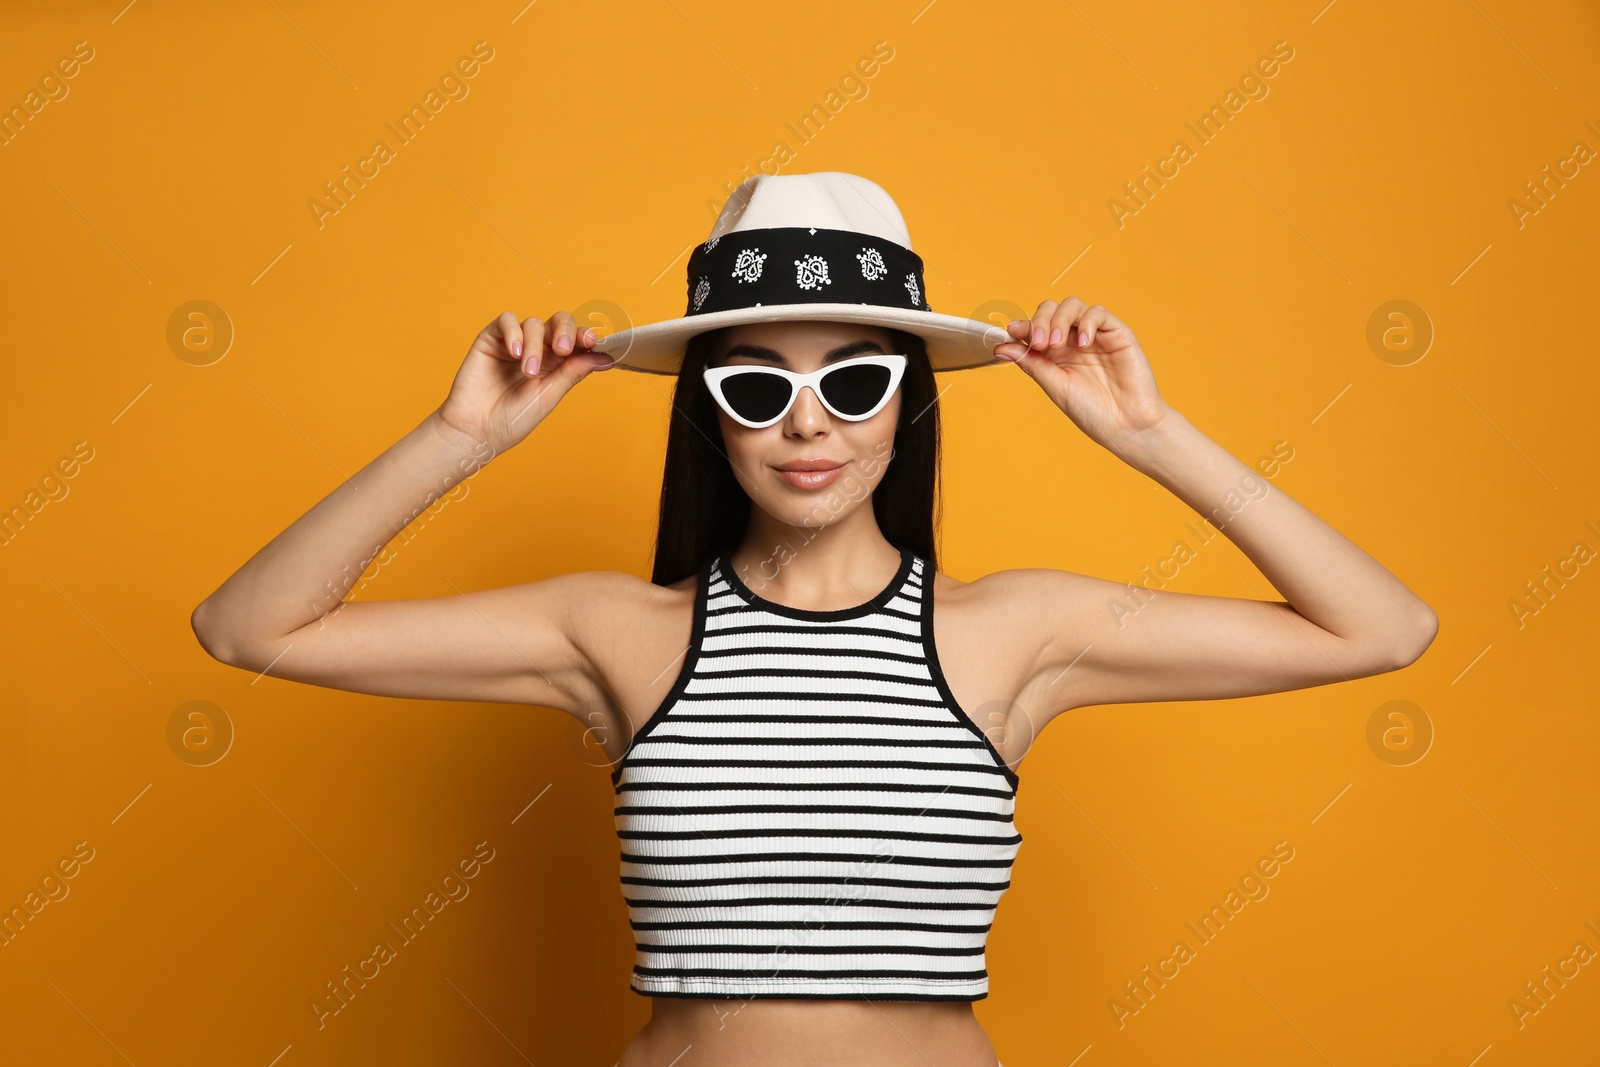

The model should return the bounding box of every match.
[702,354,908,430]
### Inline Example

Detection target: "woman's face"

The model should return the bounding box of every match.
[706,319,901,529]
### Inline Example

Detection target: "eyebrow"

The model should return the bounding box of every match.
[716,339,888,366]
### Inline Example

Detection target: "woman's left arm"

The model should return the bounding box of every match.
[991,298,1439,717]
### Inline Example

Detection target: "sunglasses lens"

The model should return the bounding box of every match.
[820,362,894,417]
[719,372,792,424]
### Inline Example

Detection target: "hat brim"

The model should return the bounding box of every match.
[590,304,1014,375]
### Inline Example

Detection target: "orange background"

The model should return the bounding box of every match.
[3,1,1598,1063]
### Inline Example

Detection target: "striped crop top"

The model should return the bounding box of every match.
[611,545,1022,1001]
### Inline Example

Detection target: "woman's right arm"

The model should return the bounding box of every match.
[188,310,621,713]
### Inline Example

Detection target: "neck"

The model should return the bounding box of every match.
[728,507,903,609]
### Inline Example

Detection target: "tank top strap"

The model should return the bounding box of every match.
[889,550,929,620]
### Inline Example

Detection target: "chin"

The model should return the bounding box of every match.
[763,476,879,524]
[764,508,863,533]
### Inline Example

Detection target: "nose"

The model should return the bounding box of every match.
[783,383,830,433]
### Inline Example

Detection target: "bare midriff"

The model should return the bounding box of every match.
[616,998,1000,1067]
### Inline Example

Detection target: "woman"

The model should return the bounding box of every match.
[192,173,1437,1067]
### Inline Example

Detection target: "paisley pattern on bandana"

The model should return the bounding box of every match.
[684,227,930,317]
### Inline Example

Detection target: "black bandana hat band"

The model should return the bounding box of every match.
[684,226,932,317]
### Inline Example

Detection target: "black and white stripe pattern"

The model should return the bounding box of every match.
[612,547,1022,1001]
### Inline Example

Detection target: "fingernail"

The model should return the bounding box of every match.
[1031,328,1044,347]
[1078,331,1088,346]
[1008,320,1025,331]
[511,340,522,358]
[1050,327,1063,347]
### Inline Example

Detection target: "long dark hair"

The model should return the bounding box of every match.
[650,325,942,586]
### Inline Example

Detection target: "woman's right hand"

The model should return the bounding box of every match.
[435,310,614,454]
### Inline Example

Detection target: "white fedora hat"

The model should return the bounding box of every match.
[592,171,1013,375]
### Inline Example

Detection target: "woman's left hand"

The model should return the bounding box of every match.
[994,297,1171,457]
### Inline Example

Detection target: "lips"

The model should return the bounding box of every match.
[773,460,846,490]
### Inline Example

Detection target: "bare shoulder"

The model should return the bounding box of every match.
[931,559,1187,685]
[922,561,1096,771]
[548,566,698,656]
[928,561,1092,631]
[549,565,701,739]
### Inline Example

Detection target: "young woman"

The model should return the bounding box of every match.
[191,177,1436,1067]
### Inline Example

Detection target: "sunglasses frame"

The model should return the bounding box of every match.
[702,354,909,430]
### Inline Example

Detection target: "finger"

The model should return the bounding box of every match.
[546,310,580,358]
[1074,304,1110,348]
[1004,320,1039,355]
[1089,305,1128,344]
[538,311,600,378]
[526,331,605,380]
[993,339,1030,362]
[1006,338,1069,394]
[493,311,524,362]
[543,347,612,392]
[519,315,547,377]
[1048,297,1090,350]
[1029,300,1060,350]
[997,333,1056,367]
